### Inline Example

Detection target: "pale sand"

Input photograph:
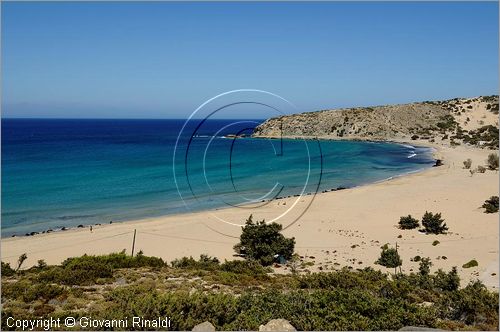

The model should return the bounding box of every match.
[2,143,498,288]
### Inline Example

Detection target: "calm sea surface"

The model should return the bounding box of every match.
[1,119,435,236]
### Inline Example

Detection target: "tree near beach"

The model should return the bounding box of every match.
[375,247,402,273]
[234,215,295,266]
[422,212,448,234]
[16,253,27,272]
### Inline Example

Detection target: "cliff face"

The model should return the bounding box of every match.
[252,96,499,147]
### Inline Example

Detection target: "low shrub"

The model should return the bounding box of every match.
[398,215,419,230]
[433,267,460,292]
[1,280,65,302]
[488,154,499,170]
[220,260,272,275]
[1,262,15,277]
[22,283,66,302]
[482,196,499,213]
[422,212,448,234]
[2,254,498,331]
[37,252,164,285]
[436,280,499,328]
[419,258,432,276]
[463,159,472,169]
[171,254,220,270]
[375,248,402,269]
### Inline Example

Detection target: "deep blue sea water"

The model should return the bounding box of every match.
[1,119,435,237]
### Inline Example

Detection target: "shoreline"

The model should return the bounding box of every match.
[2,138,498,288]
[2,138,436,239]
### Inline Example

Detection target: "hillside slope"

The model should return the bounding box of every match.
[253,96,499,148]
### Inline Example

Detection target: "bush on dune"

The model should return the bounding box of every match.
[375,247,402,270]
[220,260,271,275]
[422,212,448,234]
[463,158,472,169]
[398,215,419,229]
[171,254,220,270]
[482,196,499,213]
[487,153,499,170]
[234,215,295,266]
[37,252,165,285]
[1,262,15,277]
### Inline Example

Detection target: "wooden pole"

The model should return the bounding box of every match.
[131,229,137,257]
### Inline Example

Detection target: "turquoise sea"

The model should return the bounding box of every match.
[1,119,435,237]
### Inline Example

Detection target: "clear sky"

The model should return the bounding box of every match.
[2,1,498,119]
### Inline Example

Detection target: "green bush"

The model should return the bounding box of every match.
[1,279,65,302]
[38,262,112,286]
[375,248,402,269]
[220,260,271,275]
[171,254,220,270]
[37,259,47,269]
[437,280,499,327]
[487,153,499,170]
[36,252,163,285]
[422,212,448,234]
[463,159,472,169]
[482,196,499,213]
[22,283,65,302]
[398,215,419,229]
[419,258,432,276]
[1,262,15,277]
[3,254,498,331]
[93,285,437,331]
[298,267,387,291]
[234,215,295,266]
[436,114,458,130]
[433,267,460,292]
[432,240,440,246]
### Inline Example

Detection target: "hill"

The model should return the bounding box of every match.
[253,96,499,149]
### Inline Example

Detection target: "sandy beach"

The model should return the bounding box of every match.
[2,141,498,288]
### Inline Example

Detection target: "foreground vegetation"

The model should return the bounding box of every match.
[1,252,498,331]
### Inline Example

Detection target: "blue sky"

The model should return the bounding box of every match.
[2,1,498,118]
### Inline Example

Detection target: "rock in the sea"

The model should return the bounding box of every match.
[192,321,215,331]
[259,319,296,331]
